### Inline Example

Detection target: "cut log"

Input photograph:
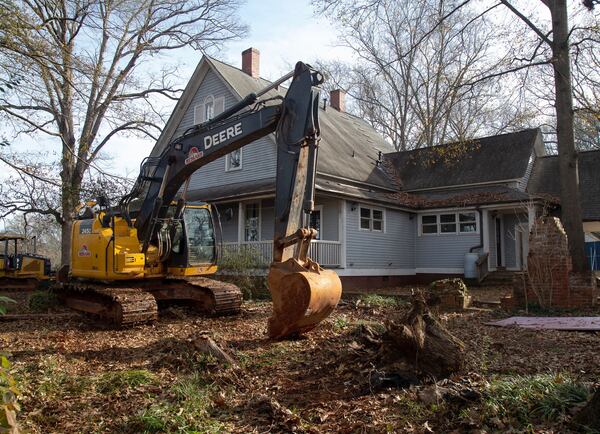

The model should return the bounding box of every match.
[193,335,239,368]
[381,293,465,379]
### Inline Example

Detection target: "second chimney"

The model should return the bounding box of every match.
[330,89,346,112]
[242,47,260,78]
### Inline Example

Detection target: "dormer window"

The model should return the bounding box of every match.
[194,95,224,124]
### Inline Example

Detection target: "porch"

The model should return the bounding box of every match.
[223,240,342,268]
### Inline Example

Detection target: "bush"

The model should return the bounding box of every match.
[0,296,15,315]
[0,355,20,432]
[217,247,268,299]
[484,373,590,426]
[28,290,59,312]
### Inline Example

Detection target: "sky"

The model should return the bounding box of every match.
[98,0,353,177]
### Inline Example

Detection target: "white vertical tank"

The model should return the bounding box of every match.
[464,253,479,279]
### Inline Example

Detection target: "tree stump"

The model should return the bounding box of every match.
[381,293,465,379]
[573,389,600,431]
[193,334,239,368]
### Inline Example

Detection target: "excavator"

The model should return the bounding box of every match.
[55,61,342,338]
[0,233,51,290]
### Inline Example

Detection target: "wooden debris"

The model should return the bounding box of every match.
[573,389,600,431]
[193,334,239,368]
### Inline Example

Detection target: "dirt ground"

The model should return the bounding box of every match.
[1,286,599,433]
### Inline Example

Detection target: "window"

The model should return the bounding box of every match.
[421,215,438,234]
[309,207,322,240]
[459,212,477,233]
[225,148,242,171]
[420,211,478,235]
[440,213,456,233]
[193,95,225,124]
[244,203,260,241]
[359,206,384,232]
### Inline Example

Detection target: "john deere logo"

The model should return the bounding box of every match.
[78,245,92,257]
[185,147,204,165]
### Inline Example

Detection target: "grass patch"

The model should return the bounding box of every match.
[358,294,400,308]
[95,369,156,395]
[484,373,590,425]
[28,290,59,312]
[132,372,224,433]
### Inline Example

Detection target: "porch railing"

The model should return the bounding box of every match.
[476,252,490,283]
[222,240,342,268]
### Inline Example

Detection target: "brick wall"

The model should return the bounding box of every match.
[502,217,597,310]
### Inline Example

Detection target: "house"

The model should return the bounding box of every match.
[151,48,600,287]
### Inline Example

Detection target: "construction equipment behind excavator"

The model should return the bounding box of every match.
[0,233,51,290]
[55,61,342,338]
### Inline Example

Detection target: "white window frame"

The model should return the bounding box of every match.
[204,95,215,122]
[419,210,479,236]
[358,205,385,233]
[193,95,225,125]
[225,148,242,172]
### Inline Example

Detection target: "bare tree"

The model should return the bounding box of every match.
[0,0,246,266]
[314,0,511,150]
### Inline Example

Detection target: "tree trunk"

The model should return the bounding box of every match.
[60,170,81,268]
[550,0,589,272]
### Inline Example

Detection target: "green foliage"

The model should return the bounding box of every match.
[358,294,400,308]
[133,373,224,433]
[95,370,156,395]
[0,354,21,432]
[217,247,268,299]
[0,296,16,315]
[28,290,59,312]
[484,373,590,425]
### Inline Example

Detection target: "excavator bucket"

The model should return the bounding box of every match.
[267,258,342,339]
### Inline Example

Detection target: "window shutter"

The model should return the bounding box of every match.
[214,97,225,116]
[194,103,205,125]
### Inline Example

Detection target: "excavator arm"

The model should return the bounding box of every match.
[120,61,342,338]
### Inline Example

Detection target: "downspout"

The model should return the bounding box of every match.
[469,208,484,253]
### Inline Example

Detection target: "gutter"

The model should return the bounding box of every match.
[469,207,484,253]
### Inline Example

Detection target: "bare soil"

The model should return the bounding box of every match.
[1,287,599,433]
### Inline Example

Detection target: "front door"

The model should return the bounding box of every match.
[495,217,503,268]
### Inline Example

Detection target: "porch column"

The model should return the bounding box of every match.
[339,199,347,268]
[482,209,490,267]
[237,202,244,243]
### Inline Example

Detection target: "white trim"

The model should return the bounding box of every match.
[415,267,464,274]
[335,268,415,276]
[339,199,347,268]
[501,216,506,267]
[225,148,243,172]
[358,204,386,233]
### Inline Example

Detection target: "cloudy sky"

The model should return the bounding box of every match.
[99,0,352,177]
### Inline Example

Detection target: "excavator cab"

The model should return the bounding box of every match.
[0,233,51,290]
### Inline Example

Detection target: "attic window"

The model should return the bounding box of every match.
[193,95,225,124]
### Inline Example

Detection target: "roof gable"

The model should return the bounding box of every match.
[385,128,543,191]
[528,149,600,221]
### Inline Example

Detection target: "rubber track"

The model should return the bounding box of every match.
[56,283,158,326]
[173,277,242,315]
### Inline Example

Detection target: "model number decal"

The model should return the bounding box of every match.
[79,220,94,234]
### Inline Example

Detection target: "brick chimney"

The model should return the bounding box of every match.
[330,89,346,112]
[242,47,260,78]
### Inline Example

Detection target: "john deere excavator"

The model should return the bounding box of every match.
[56,61,342,338]
[0,233,51,290]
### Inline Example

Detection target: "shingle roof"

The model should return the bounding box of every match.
[207,57,396,190]
[527,150,600,221]
[384,129,542,191]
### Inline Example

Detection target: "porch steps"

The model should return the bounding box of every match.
[480,270,517,287]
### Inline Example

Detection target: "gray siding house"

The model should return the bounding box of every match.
[151,48,600,287]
